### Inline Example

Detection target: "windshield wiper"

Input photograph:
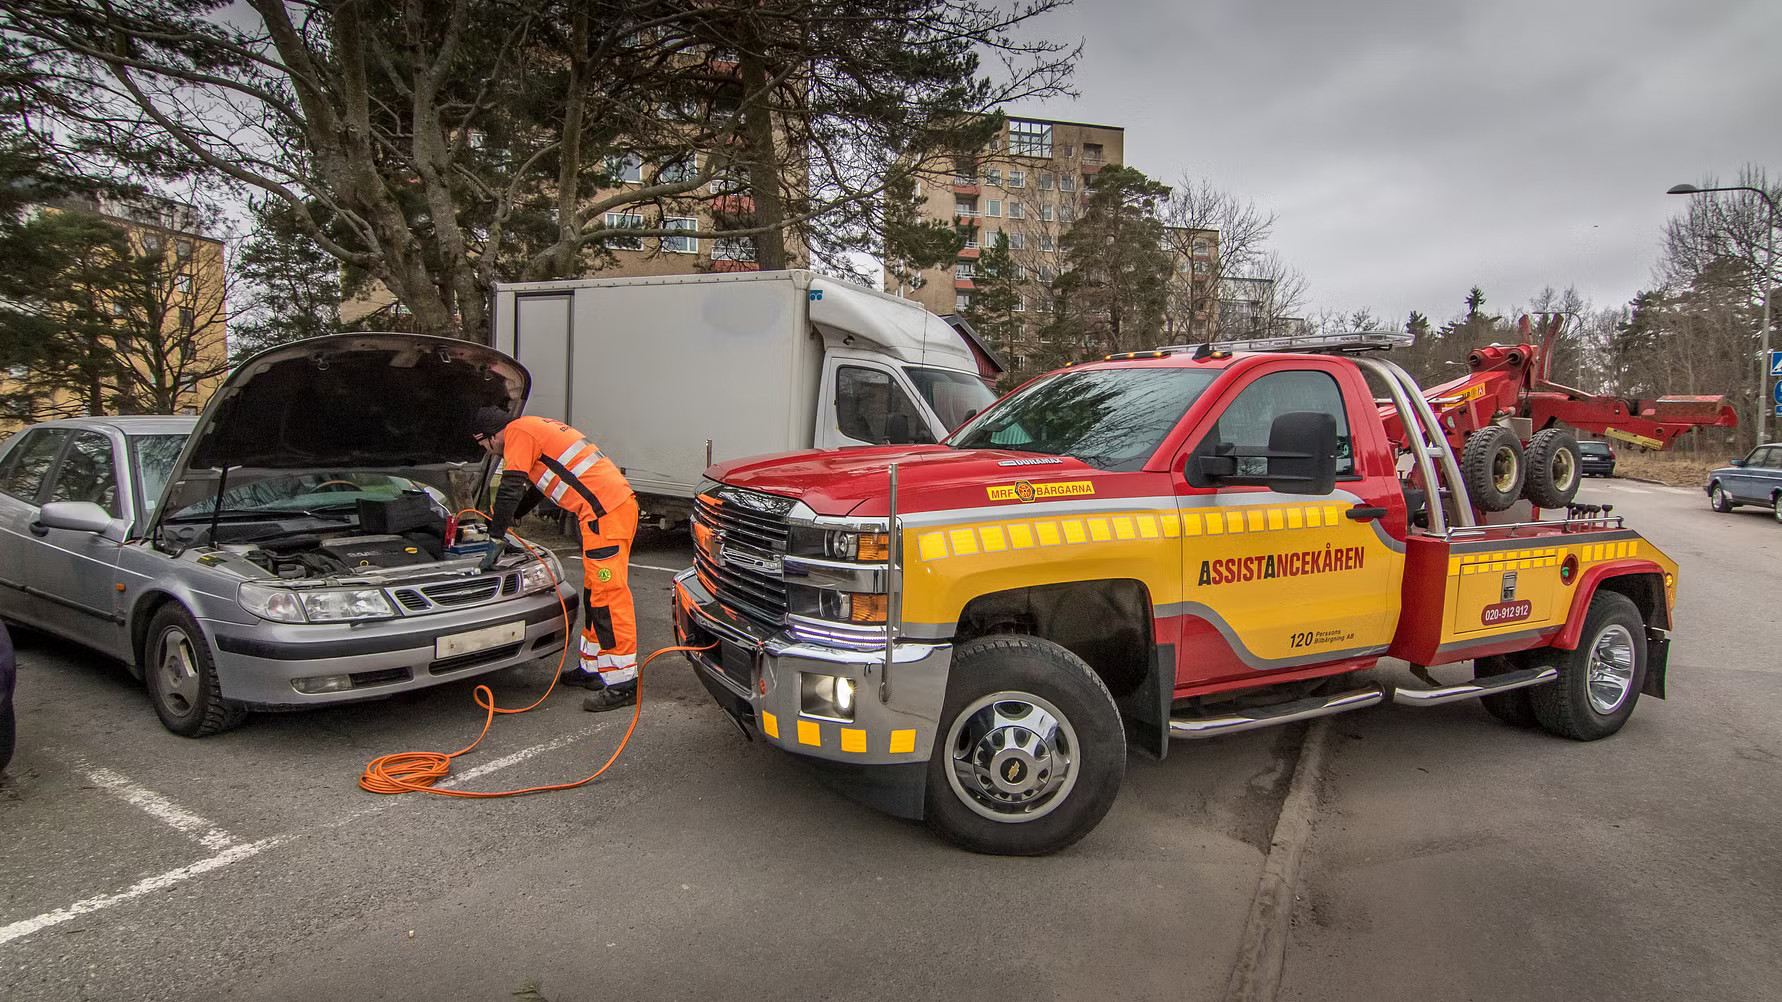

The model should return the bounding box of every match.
[165,507,350,523]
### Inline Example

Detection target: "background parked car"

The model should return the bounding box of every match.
[1577,440,1616,477]
[1705,443,1782,521]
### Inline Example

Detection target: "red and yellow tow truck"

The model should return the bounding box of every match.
[674,332,1690,854]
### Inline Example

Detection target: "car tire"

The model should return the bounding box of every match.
[1773,493,1782,524]
[0,700,13,773]
[1474,653,1539,727]
[1529,592,1645,741]
[1522,429,1582,509]
[924,635,1124,856]
[143,605,247,738]
[1709,481,1736,513]
[1460,426,1526,512]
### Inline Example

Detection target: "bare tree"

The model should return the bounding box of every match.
[1159,178,1297,339]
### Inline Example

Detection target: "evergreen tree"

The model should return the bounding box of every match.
[1051,166,1173,357]
[962,231,1024,362]
[232,199,342,360]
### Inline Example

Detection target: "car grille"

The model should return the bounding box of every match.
[692,488,792,633]
[392,573,520,613]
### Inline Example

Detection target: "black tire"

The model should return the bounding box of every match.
[1474,653,1539,727]
[0,701,13,773]
[1529,592,1645,741]
[143,605,247,738]
[924,635,1125,855]
[1460,427,1526,512]
[1709,481,1736,512]
[1772,493,1781,524]
[1522,429,1581,509]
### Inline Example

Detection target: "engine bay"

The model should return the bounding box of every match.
[226,532,446,580]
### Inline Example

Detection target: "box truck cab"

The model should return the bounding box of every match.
[491,270,1002,528]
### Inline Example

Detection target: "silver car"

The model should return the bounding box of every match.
[0,334,576,736]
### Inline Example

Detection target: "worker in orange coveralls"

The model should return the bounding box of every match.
[472,408,639,712]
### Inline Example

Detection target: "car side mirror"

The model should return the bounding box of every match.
[1188,412,1338,496]
[37,500,116,534]
[1729,459,1747,467]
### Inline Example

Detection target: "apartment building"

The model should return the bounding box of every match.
[2,194,228,432]
[1161,224,1222,344]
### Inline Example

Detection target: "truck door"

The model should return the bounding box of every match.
[511,293,573,423]
[818,358,937,449]
[1173,364,1406,677]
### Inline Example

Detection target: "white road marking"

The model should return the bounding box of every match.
[440,725,602,789]
[0,837,284,947]
[80,764,240,852]
[629,563,687,574]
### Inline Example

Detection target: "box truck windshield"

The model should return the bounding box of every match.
[905,366,998,432]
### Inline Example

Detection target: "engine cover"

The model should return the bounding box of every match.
[316,534,436,570]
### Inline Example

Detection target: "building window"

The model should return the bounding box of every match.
[1040,235,1054,251]
[1192,238,1210,256]
[954,261,976,278]
[658,155,698,184]
[1008,202,1025,219]
[955,201,977,217]
[1060,175,1076,193]
[605,152,644,183]
[984,199,1001,217]
[1083,142,1104,163]
[1007,169,1026,188]
[178,307,194,332]
[1060,205,1074,222]
[1013,296,1026,313]
[662,216,697,253]
[604,211,645,249]
[1008,232,1026,250]
[712,236,756,261]
[141,233,163,254]
[1041,205,1055,222]
[956,293,972,311]
[1193,260,1210,277]
[1038,265,1056,282]
[1041,173,1056,190]
[958,226,978,249]
[1061,145,1075,158]
[956,164,977,184]
[174,273,193,294]
[174,238,193,262]
[984,168,1001,185]
[1009,120,1052,158]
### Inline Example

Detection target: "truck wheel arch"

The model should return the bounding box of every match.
[1554,564,1670,650]
[953,579,1155,700]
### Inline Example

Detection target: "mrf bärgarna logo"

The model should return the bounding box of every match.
[1198,543,1367,586]
[986,480,1095,503]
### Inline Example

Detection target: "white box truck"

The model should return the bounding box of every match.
[490,269,1004,528]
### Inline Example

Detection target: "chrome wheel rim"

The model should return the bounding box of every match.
[944,690,1080,824]
[1773,496,1781,523]
[1551,448,1578,493]
[1712,484,1726,509]
[1586,623,1637,715]
[1492,446,1520,492]
[156,628,201,717]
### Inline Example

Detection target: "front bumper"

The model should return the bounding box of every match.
[206,581,577,708]
[672,569,951,769]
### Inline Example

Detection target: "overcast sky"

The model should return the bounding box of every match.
[1013,0,1782,326]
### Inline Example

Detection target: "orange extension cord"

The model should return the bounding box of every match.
[358,511,712,798]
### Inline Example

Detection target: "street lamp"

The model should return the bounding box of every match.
[1668,182,1779,444]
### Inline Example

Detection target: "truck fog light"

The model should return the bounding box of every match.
[799,672,856,721]
[292,674,354,694]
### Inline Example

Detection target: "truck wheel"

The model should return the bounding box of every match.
[1709,481,1736,512]
[143,605,248,738]
[1460,427,1525,512]
[1474,653,1538,727]
[1522,430,1581,509]
[925,636,1124,856]
[1529,592,1644,741]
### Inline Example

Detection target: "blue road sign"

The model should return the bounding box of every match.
[1774,404,1782,417]
[1775,381,1782,406]
[1772,350,1782,376]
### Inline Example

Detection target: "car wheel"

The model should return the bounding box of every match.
[1774,494,1782,524]
[1529,592,1644,741]
[1709,481,1736,513]
[1474,653,1539,727]
[924,636,1124,856]
[0,699,13,773]
[143,605,247,738]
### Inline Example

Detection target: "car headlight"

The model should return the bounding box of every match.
[519,551,566,595]
[238,582,395,623]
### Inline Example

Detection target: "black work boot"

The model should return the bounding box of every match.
[582,681,638,712]
[558,667,605,690]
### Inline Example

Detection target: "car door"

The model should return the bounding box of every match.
[0,428,71,626]
[1728,447,1771,502]
[1172,363,1407,679]
[1754,446,1782,504]
[33,430,129,645]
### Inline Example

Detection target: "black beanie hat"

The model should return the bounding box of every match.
[471,406,512,439]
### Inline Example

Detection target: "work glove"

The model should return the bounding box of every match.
[477,539,505,572]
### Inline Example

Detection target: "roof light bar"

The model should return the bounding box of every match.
[1156,331,1415,355]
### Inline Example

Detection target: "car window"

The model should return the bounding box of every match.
[131,434,189,517]
[1758,448,1782,470]
[836,366,933,445]
[0,428,70,503]
[1194,370,1355,480]
[46,431,121,516]
[1744,447,1771,467]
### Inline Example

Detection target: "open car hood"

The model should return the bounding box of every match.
[152,333,527,530]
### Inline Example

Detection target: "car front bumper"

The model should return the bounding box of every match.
[671,570,951,770]
[204,581,577,708]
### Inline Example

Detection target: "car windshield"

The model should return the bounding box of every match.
[163,470,447,521]
[131,434,191,516]
[1578,442,1611,455]
[905,366,999,432]
[947,366,1219,471]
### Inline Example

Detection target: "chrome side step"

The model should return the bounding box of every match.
[1390,666,1557,706]
[1169,686,1384,740]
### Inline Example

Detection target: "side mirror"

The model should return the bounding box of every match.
[37,500,115,534]
[1188,412,1338,496]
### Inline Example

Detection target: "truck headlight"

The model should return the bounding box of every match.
[238,583,395,623]
[821,530,890,561]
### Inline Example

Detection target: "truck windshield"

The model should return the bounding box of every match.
[947,366,1218,471]
[905,367,999,432]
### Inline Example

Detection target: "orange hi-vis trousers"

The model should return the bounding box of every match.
[576,498,639,685]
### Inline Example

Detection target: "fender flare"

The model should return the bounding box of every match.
[1552,559,1669,651]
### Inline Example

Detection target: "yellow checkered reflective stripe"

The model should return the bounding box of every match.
[915,503,1355,562]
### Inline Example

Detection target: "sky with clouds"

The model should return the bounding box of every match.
[1010,0,1782,326]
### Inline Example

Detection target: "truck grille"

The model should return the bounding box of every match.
[692,488,792,632]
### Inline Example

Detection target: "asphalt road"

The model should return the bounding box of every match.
[1282,478,1782,1002]
[3,481,1775,1001]
[1,528,1295,1002]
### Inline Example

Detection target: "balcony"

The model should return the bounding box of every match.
[954,278,976,290]
[952,181,980,195]
[958,246,980,259]
[712,194,755,216]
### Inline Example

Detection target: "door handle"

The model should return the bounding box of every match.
[1345,505,1389,522]
[29,521,49,537]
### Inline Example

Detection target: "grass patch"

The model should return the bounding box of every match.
[1612,453,1721,488]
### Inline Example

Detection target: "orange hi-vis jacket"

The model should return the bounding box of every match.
[501,416,633,524]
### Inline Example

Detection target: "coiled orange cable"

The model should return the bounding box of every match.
[358,511,712,798]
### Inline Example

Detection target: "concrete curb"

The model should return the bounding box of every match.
[1221,718,1331,1002]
